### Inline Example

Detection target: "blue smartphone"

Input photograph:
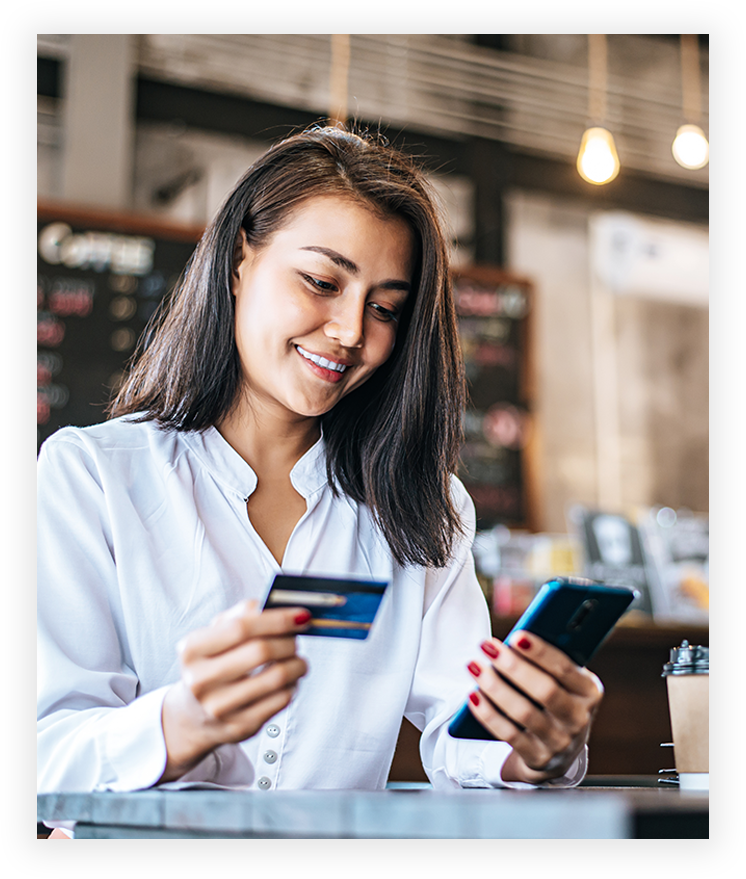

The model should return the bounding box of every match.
[448,577,637,740]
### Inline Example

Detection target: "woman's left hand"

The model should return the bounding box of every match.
[465,631,604,785]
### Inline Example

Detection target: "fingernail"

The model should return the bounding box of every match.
[469,691,480,706]
[517,636,531,650]
[467,661,481,677]
[480,640,499,659]
[294,610,312,625]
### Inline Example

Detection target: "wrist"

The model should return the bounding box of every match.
[500,748,578,786]
[159,682,216,782]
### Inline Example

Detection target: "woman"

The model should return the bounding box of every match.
[37,126,602,816]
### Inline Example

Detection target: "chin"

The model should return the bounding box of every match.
[288,397,340,419]
[288,377,368,418]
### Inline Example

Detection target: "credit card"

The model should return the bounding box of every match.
[262,573,388,639]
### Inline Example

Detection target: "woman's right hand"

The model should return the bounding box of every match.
[159,599,310,782]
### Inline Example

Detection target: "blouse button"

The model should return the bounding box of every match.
[257,777,272,790]
[263,750,278,764]
[266,725,281,738]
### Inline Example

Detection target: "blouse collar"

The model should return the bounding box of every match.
[182,426,328,501]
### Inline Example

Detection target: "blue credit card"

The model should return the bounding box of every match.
[262,573,388,639]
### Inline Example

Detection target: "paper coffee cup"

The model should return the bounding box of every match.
[662,641,709,788]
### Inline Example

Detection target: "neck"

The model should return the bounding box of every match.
[216,400,321,476]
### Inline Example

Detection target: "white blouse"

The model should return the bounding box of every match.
[37,416,586,796]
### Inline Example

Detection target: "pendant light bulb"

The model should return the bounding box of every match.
[576,126,621,185]
[672,123,709,170]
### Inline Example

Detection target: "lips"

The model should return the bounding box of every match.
[295,345,350,374]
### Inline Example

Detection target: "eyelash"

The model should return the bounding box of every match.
[302,273,337,293]
[300,274,400,322]
[369,303,399,323]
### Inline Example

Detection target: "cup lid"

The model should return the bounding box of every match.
[662,640,709,675]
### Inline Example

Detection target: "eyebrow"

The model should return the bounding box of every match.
[300,246,411,292]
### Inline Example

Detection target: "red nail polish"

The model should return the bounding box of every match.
[480,641,499,659]
[294,610,312,625]
[517,636,531,650]
[467,661,481,677]
[468,691,480,706]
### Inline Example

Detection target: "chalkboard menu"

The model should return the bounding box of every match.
[36,204,203,450]
[453,266,536,531]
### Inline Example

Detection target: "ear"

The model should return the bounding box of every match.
[231,227,249,295]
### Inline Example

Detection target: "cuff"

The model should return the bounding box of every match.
[99,687,257,790]
[95,686,171,792]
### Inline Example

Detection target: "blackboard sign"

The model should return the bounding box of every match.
[36,204,203,450]
[453,266,536,531]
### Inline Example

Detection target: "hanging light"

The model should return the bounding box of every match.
[673,35,709,170]
[577,126,621,185]
[577,35,620,185]
[672,123,709,170]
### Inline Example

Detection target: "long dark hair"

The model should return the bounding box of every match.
[110,125,466,567]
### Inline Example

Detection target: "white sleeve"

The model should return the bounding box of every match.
[36,433,247,793]
[405,478,587,790]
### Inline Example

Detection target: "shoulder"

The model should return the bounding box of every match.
[448,473,472,508]
[37,418,199,521]
[41,415,171,454]
[38,416,183,476]
[449,474,476,526]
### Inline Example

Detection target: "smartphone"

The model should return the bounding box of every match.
[261,572,388,640]
[448,577,637,740]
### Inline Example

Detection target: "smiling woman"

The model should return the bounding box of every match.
[110,126,464,568]
[38,127,600,827]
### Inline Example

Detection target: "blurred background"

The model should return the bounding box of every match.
[36,34,709,776]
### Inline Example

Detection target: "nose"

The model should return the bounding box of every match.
[325,296,365,349]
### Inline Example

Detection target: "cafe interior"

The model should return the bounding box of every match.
[36,34,710,840]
